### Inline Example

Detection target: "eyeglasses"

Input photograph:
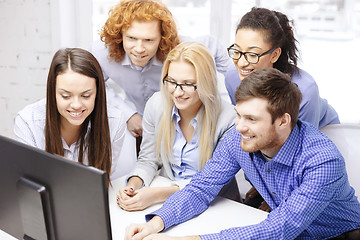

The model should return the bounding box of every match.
[162,74,197,92]
[227,44,276,64]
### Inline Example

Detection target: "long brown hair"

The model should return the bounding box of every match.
[45,48,112,185]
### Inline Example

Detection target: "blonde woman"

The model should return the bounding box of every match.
[116,42,236,211]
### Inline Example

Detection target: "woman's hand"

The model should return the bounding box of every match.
[117,185,180,211]
[117,187,158,211]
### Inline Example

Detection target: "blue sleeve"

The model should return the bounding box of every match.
[145,127,241,229]
[293,70,323,128]
[201,154,349,239]
[187,35,232,75]
[224,65,240,105]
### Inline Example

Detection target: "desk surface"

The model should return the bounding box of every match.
[108,176,268,238]
[1,176,268,239]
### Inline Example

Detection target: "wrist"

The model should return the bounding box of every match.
[127,176,144,189]
[154,186,180,202]
[150,215,165,233]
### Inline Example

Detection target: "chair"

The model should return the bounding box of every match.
[320,124,360,197]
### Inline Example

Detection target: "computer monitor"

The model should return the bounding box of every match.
[0,135,112,240]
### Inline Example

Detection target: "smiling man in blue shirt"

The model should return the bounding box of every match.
[125,68,360,240]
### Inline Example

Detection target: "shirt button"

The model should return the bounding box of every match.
[272,192,276,195]
[267,169,271,173]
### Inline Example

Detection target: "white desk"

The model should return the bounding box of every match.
[0,176,268,239]
[108,176,268,238]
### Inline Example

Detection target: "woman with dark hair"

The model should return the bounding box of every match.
[14,48,126,186]
[225,7,339,128]
[224,7,340,211]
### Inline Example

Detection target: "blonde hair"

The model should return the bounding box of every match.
[100,0,180,62]
[156,42,221,169]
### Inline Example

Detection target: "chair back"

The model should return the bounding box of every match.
[320,124,360,196]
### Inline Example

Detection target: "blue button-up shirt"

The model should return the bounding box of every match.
[171,107,199,181]
[147,121,360,239]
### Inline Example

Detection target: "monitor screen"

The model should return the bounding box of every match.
[0,135,112,240]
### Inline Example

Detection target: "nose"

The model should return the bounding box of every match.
[235,54,250,68]
[172,85,184,96]
[70,97,82,109]
[134,40,145,53]
[235,118,248,133]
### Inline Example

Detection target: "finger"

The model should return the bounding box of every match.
[131,131,139,137]
[124,225,140,240]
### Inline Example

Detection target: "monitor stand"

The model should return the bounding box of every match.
[16,177,55,240]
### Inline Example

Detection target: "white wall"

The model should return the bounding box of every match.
[0,0,92,139]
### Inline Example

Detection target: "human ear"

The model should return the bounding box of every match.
[271,47,282,64]
[278,113,291,129]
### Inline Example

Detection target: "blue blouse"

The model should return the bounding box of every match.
[171,107,199,181]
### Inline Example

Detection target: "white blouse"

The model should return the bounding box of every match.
[14,98,126,180]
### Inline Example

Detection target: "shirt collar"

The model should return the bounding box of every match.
[122,53,163,71]
[61,121,91,151]
[253,121,301,167]
[171,105,201,129]
[272,122,301,166]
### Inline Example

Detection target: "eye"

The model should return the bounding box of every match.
[61,95,70,99]
[247,52,258,57]
[82,95,91,99]
[248,117,256,122]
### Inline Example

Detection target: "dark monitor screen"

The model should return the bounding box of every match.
[0,135,112,240]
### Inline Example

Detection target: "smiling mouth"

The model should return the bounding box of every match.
[242,135,254,140]
[68,110,85,117]
[132,53,147,60]
[239,69,253,75]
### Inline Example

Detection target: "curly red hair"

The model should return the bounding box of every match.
[100,0,180,63]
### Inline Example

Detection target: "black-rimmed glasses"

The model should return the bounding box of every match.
[162,74,197,92]
[227,44,276,64]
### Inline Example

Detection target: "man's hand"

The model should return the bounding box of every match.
[127,113,143,137]
[143,234,201,240]
[125,216,164,240]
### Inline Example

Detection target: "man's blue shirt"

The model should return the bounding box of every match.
[224,66,340,128]
[147,121,360,239]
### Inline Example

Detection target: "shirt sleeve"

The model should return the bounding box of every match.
[298,83,322,128]
[127,93,162,186]
[108,108,126,181]
[14,113,38,147]
[201,155,348,239]
[293,70,323,128]
[224,65,240,105]
[189,35,232,76]
[105,84,138,121]
[90,40,138,121]
[145,127,242,229]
